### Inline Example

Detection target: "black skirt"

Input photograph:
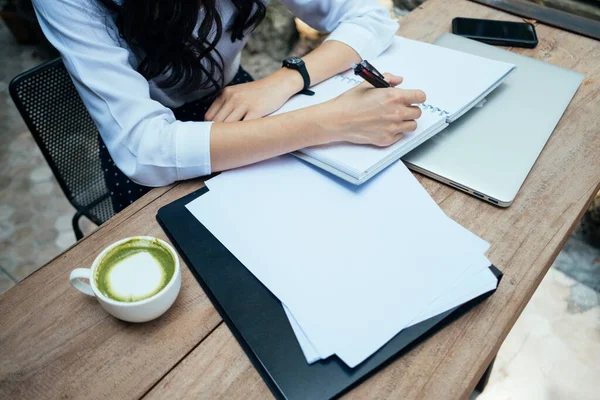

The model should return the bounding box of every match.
[99,67,254,214]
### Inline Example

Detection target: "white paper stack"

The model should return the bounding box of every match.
[186,156,497,368]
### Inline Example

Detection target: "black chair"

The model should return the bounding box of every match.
[10,58,115,240]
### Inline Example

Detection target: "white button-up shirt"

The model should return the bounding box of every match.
[32,0,398,186]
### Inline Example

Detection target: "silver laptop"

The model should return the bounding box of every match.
[402,34,583,207]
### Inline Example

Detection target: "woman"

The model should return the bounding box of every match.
[32,0,425,211]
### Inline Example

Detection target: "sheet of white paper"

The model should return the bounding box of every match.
[420,267,498,321]
[189,157,490,367]
[287,254,495,363]
[208,157,484,363]
[407,253,491,321]
[198,158,490,366]
[283,304,322,363]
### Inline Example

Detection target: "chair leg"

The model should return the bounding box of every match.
[72,211,84,241]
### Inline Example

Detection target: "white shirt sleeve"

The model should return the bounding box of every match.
[32,0,212,187]
[32,0,397,187]
[279,0,399,61]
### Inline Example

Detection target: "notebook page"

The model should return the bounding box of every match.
[368,36,515,118]
[188,156,489,367]
[272,36,514,120]
[272,75,357,117]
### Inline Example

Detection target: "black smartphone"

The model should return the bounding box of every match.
[452,17,538,48]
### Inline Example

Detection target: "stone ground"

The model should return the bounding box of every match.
[0,2,599,398]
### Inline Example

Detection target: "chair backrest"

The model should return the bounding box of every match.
[9,58,114,224]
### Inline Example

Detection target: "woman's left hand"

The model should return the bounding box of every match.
[205,69,302,122]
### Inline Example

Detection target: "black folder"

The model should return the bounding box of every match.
[157,187,502,400]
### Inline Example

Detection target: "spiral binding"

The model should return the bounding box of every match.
[334,75,361,86]
[419,103,449,117]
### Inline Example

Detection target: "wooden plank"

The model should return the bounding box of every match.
[144,323,271,400]
[145,0,600,399]
[0,181,219,400]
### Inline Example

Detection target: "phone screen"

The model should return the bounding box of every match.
[453,18,537,42]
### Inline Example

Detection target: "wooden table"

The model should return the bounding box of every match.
[2,1,599,398]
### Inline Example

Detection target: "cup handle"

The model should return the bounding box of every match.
[70,268,95,297]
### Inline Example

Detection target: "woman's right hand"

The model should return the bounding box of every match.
[320,74,426,147]
[210,74,427,173]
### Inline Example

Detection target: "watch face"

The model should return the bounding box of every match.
[286,57,302,65]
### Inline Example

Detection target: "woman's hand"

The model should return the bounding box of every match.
[205,68,303,122]
[320,74,426,147]
[209,73,426,173]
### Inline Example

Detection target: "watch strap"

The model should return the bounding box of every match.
[283,58,314,96]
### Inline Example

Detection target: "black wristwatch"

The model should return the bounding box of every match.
[282,57,314,96]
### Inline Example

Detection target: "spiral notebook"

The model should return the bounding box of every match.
[271,36,516,184]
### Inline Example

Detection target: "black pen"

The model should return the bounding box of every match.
[353,60,391,88]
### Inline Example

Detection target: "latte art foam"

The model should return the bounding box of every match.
[94,238,175,303]
[106,252,167,302]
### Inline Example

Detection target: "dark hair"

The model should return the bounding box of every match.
[97,0,266,92]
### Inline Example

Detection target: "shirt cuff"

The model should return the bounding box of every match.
[175,120,212,181]
[325,22,393,61]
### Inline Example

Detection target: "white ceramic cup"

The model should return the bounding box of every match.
[69,236,181,323]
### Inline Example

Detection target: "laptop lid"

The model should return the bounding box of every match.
[402,34,583,206]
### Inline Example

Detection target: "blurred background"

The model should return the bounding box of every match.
[0,0,598,398]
